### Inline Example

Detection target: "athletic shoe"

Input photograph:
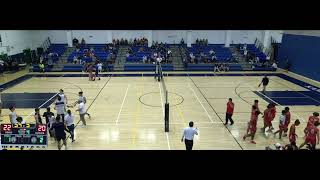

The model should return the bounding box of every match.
[283,133,287,137]
[224,123,228,125]
[72,140,75,143]
[230,122,234,126]
[250,140,256,144]
[243,135,246,141]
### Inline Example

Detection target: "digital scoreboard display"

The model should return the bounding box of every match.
[1,124,48,149]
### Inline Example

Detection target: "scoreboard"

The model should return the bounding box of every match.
[1,124,48,149]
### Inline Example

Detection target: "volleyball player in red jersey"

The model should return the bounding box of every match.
[243,105,261,144]
[306,112,319,128]
[261,104,272,132]
[283,107,291,136]
[268,103,277,131]
[224,98,234,125]
[299,121,319,150]
[289,119,300,150]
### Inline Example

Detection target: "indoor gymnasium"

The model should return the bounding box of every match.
[0,30,319,150]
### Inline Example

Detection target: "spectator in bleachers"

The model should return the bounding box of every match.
[73,38,79,47]
[142,55,147,64]
[181,38,185,44]
[189,53,195,63]
[209,49,215,56]
[81,38,86,47]
[196,39,199,44]
[39,62,45,73]
[255,56,260,64]
[126,52,130,58]
[167,49,172,57]
[272,62,278,69]
[73,56,79,64]
[214,64,220,72]
[211,54,217,62]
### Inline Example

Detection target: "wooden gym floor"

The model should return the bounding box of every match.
[0,70,319,150]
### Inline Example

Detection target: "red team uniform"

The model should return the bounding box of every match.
[289,125,297,144]
[305,125,319,146]
[263,108,271,127]
[249,110,259,134]
[307,116,319,128]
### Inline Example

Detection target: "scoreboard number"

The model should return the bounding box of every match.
[3,124,12,131]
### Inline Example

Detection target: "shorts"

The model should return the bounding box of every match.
[249,123,257,134]
[264,119,272,127]
[289,135,296,143]
[279,125,286,131]
[56,135,66,142]
[306,137,316,145]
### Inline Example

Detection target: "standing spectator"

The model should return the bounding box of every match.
[180,38,185,44]
[72,38,79,46]
[81,38,86,47]
[181,121,199,150]
[225,98,234,125]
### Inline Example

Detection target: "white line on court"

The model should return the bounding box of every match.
[165,132,171,150]
[242,76,306,123]
[115,84,130,125]
[188,83,214,123]
[25,93,59,122]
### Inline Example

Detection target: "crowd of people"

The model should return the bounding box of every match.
[126,41,173,64]
[8,89,91,150]
[214,63,229,72]
[112,37,148,46]
[195,38,209,46]
[188,49,217,64]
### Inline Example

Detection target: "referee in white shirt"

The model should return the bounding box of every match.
[181,121,198,150]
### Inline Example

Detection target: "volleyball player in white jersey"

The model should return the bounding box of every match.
[54,96,65,122]
[9,106,18,124]
[58,89,68,105]
[78,91,91,119]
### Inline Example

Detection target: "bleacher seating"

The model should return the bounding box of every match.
[126,45,152,63]
[46,44,67,56]
[187,44,233,62]
[238,44,267,62]
[67,44,118,63]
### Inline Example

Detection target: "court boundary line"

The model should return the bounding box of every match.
[165,132,171,150]
[188,75,244,150]
[188,83,214,123]
[116,84,130,125]
[270,78,320,104]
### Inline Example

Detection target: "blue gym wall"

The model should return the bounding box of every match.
[278,34,320,81]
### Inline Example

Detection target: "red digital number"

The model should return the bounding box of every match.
[37,125,46,132]
[3,124,12,131]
